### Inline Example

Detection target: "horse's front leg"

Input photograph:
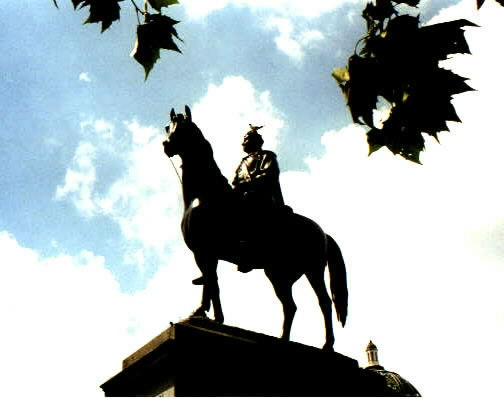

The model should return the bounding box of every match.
[193,252,224,324]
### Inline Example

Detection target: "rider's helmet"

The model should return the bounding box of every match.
[242,125,264,153]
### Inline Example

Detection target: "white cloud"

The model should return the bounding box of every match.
[181,0,341,62]
[0,230,213,397]
[79,72,92,82]
[80,119,116,144]
[55,141,97,217]
[267,17,304,61]
[56,119,184,276]
[266,17,324,62]
[299,29,325,46]
[191,75,285,180]
[0,232,131,398]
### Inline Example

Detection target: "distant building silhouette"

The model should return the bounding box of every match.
[363,339,421,396]
[366,340,381,368]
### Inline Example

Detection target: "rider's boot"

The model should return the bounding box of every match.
[237,240,255,273]
[192,276,205,285]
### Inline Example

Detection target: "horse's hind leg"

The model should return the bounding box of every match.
[265,269,297,341]
[306,268,335,351]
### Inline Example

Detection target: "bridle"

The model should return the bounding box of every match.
[164,119,184,185]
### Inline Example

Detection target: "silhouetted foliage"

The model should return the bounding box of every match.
[54,0,182,78]
[477,0,504,9]
[50,0,503,162]
[333,0,477,163]
[71,0,123,32]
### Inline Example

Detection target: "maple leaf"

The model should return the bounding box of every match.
[147,0,179,12]
[418,19,478,60]
[131,14,182,79]
[72,0,123,32]
[475,0,504,8]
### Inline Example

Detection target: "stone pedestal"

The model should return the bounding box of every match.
[101,318,388,396]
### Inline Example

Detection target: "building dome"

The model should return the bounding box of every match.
[366,340,378,352]
[365,368,421,396]
[363,340,421,397]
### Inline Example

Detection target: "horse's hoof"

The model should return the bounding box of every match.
[190,308,208,319]
[322,344,334,352]
[214,315,224,324]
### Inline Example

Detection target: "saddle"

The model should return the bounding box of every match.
[235,205,293,272]
[191,203,293,285]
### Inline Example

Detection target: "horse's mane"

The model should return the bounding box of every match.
[181,121,233,205]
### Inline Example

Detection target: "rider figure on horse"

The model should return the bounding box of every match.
[232,125,287,273]
[233,125,284,216]
[192,124,288,284]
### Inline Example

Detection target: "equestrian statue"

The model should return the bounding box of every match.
[163,106,348,351]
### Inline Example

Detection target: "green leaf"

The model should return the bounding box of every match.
[73,0,123,32]
[131,25,160,80]
[331,67,350,85]
[147,0,179,12]
[131,14,182,79]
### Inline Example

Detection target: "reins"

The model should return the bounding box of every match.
[168,155,183,185]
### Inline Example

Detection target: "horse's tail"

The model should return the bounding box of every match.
[326,234,348,327]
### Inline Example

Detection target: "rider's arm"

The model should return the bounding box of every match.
[249,151,280,192]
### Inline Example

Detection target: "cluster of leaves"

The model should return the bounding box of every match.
[333,0,477,163]
[53,0,182,79]
[477,0,504,9]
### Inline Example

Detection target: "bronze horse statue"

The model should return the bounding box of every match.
[163,106,348,350]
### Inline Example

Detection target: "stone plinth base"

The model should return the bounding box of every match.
[101,318,388,396]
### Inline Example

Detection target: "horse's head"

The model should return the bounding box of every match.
[163,105,197,157]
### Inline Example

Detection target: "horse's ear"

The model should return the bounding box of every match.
[170,108,176,122]
[184,105,192,122]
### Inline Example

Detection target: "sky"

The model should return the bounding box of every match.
[1,0,504,397]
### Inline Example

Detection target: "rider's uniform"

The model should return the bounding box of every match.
[232,150,284,211]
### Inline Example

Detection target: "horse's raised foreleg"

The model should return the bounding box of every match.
[306,269,335,351]
[266,269,297,341]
